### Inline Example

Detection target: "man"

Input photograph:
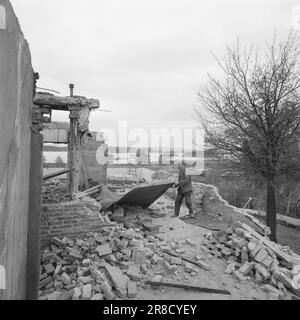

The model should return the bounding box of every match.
[171,163,194,218]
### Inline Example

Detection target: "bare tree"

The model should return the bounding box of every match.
[196,33,300,242]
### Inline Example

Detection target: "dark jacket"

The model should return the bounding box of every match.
[178,169,193,194]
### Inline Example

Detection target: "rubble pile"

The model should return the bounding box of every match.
[202,224,300,299]
[39,221,211,300]
[107,205,165,231]
[42,179,70,203]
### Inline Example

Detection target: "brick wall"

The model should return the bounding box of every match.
[40,201,106,247]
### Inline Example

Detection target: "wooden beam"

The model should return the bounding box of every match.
[162,250,210,271]
[33,93,100,110]
[42,168,72,181]
[240,222,300,265]
[75,185,102,199]
[145,280,231,295]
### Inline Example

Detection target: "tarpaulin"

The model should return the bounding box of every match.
[96,181,175,211]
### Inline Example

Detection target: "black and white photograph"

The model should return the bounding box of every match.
[1,0,300,308]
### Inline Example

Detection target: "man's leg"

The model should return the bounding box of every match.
[173,190,184,217]
[184,192,194,217]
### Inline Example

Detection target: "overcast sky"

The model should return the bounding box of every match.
[11,0,299,140]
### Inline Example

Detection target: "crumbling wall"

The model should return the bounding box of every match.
[40,201,105,247]
[80,132,107,186]
[0,0,34,300]
[193,183,258,228]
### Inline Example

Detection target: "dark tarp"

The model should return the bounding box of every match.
[96,181,175,211]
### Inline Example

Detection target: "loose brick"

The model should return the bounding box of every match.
[101,281,115,300]
[254,263,271,281]
[127,264,141,281]
[91,293,104,300]
[239,262,253,276]
[82,284,92,300]
[127,281,137,298]
[96,244,112,257]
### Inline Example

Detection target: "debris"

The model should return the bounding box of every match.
[127,281,137,298]
[101,281,115,300]
[96,244,112,257]
[144,280,231,295]
[127,265,141,281]
[162,250,210,271]
[82,284,92,300]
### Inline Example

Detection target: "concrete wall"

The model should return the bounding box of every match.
[0,0,34,299]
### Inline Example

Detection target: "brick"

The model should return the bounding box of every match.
[39,276,53,289]
[132,248,146,265]
[57,290,74,300]
[61,272,71,285]
[77,276,93,284]
[254,248,268,263]
[127,264,141,281]
[82,259,91,267]
[91,293,104,300]
[101,281,115,300]
[40,273,48,281]
[96,244,112,257]
[239,262,253,276]
[261,255,274,269]
[42,252,56,263]
[170,257,182,265]
[225,263,236,275]
[105,264,128,298]
[152,275,162,282]
[51,237,65,247]
[151,255,159,264]
[254,263,271,280]
[262,284,285,299]
[67,250,83,262]
[247,240,259,252]
[82,284,92,300]
[44,263,55,275]
[250,243,262,257]
[72,287,81,300]
[222,248,232,256]
[232,270,247,282]
[127,281,137,298]
[143,247,154,258]
[47,291,61,300]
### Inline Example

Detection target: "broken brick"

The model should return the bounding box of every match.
[127,281,137,298]
[96,244,112,257]
[82,284,92,300]
[101,281,115,300]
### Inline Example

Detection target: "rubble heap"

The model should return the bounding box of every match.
[39,221,212,300]
[202,223,300,299]
[42,179,70,203]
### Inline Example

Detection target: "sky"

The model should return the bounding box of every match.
[11,0,300,146]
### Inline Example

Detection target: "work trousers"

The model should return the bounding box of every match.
[174,190,193,216]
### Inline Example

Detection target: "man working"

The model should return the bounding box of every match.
[171,163,194,218]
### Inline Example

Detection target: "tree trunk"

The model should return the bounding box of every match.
[266,178,277,242]
[286,190,291,217]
